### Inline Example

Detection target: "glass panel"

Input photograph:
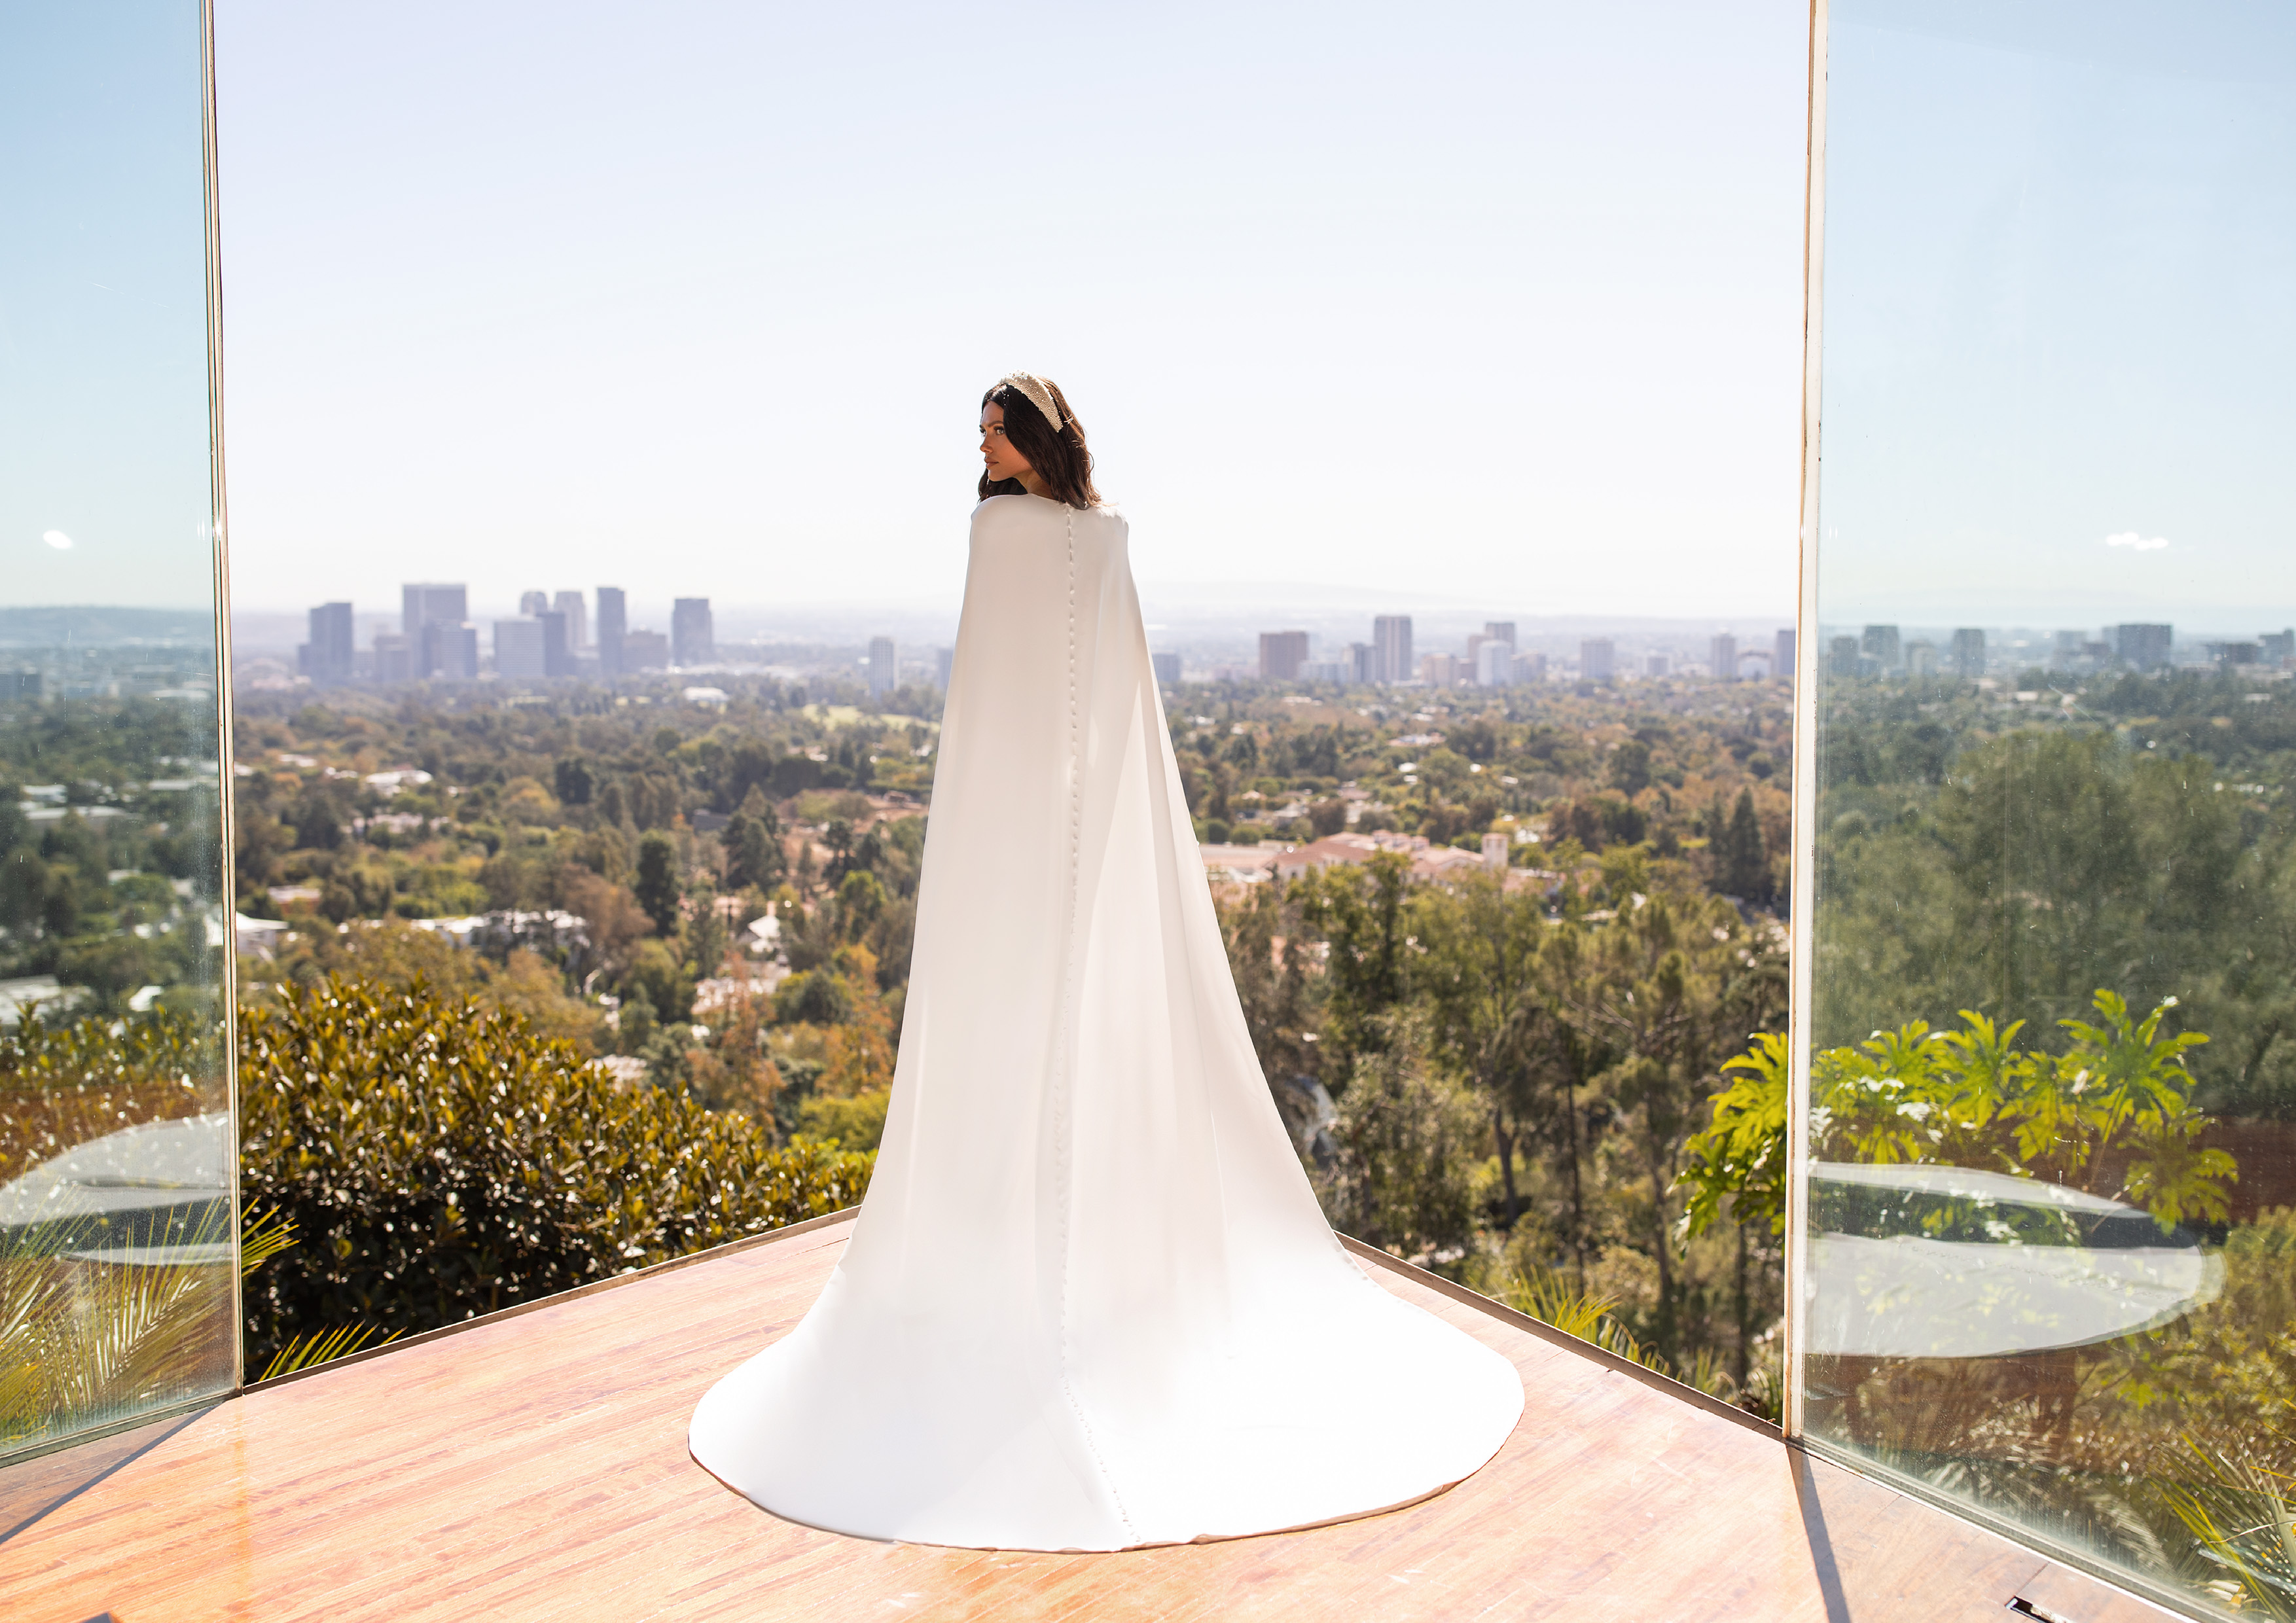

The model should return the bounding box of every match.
[1804,3,2296,1614]
[0,1,233,1460]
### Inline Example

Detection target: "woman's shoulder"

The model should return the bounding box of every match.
[969,494,1128,536]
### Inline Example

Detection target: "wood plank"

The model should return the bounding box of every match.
[0,1215,2187,1622]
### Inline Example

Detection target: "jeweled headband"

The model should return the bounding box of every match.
[999,372,1064,435]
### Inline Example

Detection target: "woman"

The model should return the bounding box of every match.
[690,374,1522,1551]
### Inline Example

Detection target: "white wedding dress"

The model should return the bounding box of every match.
[690,493,1522,1550]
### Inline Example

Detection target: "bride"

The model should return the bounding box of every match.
[689,373,1522,1552]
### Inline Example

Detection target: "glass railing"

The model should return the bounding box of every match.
[0,0,236,1462]
[1799,3,2296,1616]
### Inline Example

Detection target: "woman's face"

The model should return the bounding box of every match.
[979,401,1035,488]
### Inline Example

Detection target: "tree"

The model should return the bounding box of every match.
[1722,787,1768,903]
[1318,1014,1482,1267]
[634,830,680,936]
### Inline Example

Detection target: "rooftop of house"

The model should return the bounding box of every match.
[0,1213,2176,1622]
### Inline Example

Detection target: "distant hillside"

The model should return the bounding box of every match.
[0,606,213,647]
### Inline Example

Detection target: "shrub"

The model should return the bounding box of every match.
[238,975,871,1364]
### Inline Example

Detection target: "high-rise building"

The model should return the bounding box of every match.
[1581,639,1615,683]
[1951,628,1986,677]
[402,584,468,677]
[1710,633,1738,683]
[420,620,478,681]
[869,636,898,700]
[937,646,958,688]
[1150,652,1181,687]
[1645,653,1670,677]
[1476,641,1515,685]
[1830,635,1863,677]
[1259,631,1310,681]
[1905,640,1938,677]
[1346,643,1376,684]
[623,629,669,670]
[1483,621,1516,647]
[2205,641,2261,668]
[1861,624,1901,669]
[2051,630,2086,666]
[494,618,547,679]
[672,598,714,667]
[2263,630,2295,664]
[1420,652,1462,687]
[1774,628,1796,683]
[519,590,550,617]
[1372,615,1413,683]
[552,591,588,652]
[300,602,353,685]
[596,588,627,675]
[2112,623,2174,668]
[372,632,412,683]
[537,611,573,677]
[1514,650,1548,683]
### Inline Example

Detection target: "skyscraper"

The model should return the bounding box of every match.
[494,619,546,679]
[1259,631,1309,681]
[1861,624,1901,669]
[596,587,627,675]
[372,632,412,683]
[1830,635,1863,677]
[300,602,353,685]
[420,619,478,681]
[1476,641,1515,686]
[538,611,573,677]
[519,590,550,617]
[1372,615,1412,683]
[1581,639,1615,682]
[1710,633,1738,683]
[869,636,897,700]
[1951,628,1986,677]
[1346,643,1375,684]
[553,591,588,652]
[402,583,468,677]
[2113,623,2174,669]
[1149,651,1179,687]
[2263,630,2295,664]
[672,598,713,667]
[1483,622,1516,647]
[1774,628,1796,683]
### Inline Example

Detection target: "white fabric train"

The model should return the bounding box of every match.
[689,493,1523,1550]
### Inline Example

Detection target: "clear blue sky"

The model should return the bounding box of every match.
[206,0,1812,621]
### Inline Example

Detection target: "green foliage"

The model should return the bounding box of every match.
[633,830,681,936]
[237,975,872,1363]
[1316,1015,1482,1268]
[1681,991,2234,1241]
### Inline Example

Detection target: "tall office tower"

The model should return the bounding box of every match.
[596,587,627,675]
[372,632,413,683]
[1710,633,1738,683]
[1419,652,1462,687]
[1514,649,1548,683]
[2113,623,2174,668]
[301,602,353,684]
[1861,624,1901,669]
[1950,628,1986,677]
[1372,615,1413,683]
[2263,630,2296,664]
[1259,630,1309,681]
[672,598,714,666]
[937,646,958,688]
[552,591,588,652]
[1150,651,1180,687]
[537,611,573,677]
[1476,641,1515,685]
[1645,653,1670,677]
[622,629,669,669]
[494,618,547,679]
[1346,642,1376,684]
[869,636,898,699]
[421,620,478,681]
[402,583,469,675]
[1580,639,1615,682]
[1483,621,1516,647]
[1830,635,1863,677]
[2051,630,2086,666]
[519,590,550,617]
[1905,641,1939,677]
[1775,628,1796,683]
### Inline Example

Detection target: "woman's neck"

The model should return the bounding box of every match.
[1016,471,1054,501]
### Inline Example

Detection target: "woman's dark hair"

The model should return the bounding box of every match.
[978,377,1101,508]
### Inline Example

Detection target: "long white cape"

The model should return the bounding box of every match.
[690,494,1522,1550]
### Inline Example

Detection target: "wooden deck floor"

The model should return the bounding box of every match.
[1,1215,2178,1622]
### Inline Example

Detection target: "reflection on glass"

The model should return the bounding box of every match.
[1804,2,2296,1614]
[0,1,233,1460]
